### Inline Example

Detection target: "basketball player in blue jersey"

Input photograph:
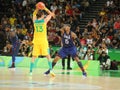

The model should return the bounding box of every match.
[45,24,87,77]
[7,29,20,68]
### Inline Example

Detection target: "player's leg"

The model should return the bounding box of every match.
[70,46,87,76]
[41,43,56,76]
[74,56,87,76]
[45,48,53,72]
[46,54,52,70]
[44,47,67,75]
[42,42,54,73]
[9,49,15,68]
[46,54,56,77]
[29,44,39,75]
[29,56,37,74]
[9,43,20,68]
[44,55,61,75]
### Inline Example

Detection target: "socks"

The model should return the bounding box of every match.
[30,62,34,73]
[62,58,65,68]
[45,62,56,74]
[52,62,56,69]
[48,62,56,70]
[77,61,85,72]
[48,61,52,70]
[47,62,56,73]
[12,62,15,67]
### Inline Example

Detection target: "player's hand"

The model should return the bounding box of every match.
[51,12,55,18]
[44,7,55,18]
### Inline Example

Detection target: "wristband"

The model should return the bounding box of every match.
[44,7,49,11]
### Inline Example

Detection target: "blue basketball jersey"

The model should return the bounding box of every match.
[62,31,75,47]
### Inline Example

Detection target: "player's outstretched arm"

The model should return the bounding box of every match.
[33,8,39,22]
[44,7,55,24]
[44,7,55,18]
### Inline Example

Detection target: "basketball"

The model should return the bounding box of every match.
[36,2,45,10]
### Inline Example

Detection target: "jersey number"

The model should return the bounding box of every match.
[36,26,43,32]
[65,39,69,44]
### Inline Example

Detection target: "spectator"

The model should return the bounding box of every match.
[91,18,98,29]
[86,34,93,45]
[82,28,89,37]
[65,3,74,17]
[21,25,28,35]
[0,25,7,52]
[81,0,90,12]
[80,36,86,46]
[86,21,94,33]
[107,28,114,40]
[102,36,111,48]
[97,43,108,59]
[106,0,116,13]
[53,33,61,45]
[9,14,17,26]
[114,18,120,33]
[73,7,82,20]
[91,27,99,40]
[83,44,94,60]
[75,26,81,38]
[22,0,28,7]
[50,2,58,11]
[78,44,87,59]
[99,8,106,18]
[98,51,111,70]
[106,0,114,7]
[110,34,119,48]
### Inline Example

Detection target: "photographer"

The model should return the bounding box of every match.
[98,51,111,70]
[19,41,28,56]
[83,44,94,60]
[97,43,108,56]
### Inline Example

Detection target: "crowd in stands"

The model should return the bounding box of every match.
[0,0,120,69]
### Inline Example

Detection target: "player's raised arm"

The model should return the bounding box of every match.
[32,8,39,22]
[35,2,55,24]
[44,7,55,24]
[33,2,45,22]
[45,7,55,17]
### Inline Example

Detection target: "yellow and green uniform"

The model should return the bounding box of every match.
[30,10,54,75]
[32,19,49,56]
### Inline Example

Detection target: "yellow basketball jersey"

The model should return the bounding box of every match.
[33,19,47,44]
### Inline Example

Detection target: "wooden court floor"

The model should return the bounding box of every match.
[0,67,120,90]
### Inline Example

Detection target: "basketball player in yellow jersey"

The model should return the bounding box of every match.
[29,4,55,77]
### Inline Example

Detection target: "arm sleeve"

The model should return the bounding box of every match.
[75,38,81,48]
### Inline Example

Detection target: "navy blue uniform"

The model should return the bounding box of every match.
[10,35,20,63]
[58,32,77,58]
[45,31,87,77]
